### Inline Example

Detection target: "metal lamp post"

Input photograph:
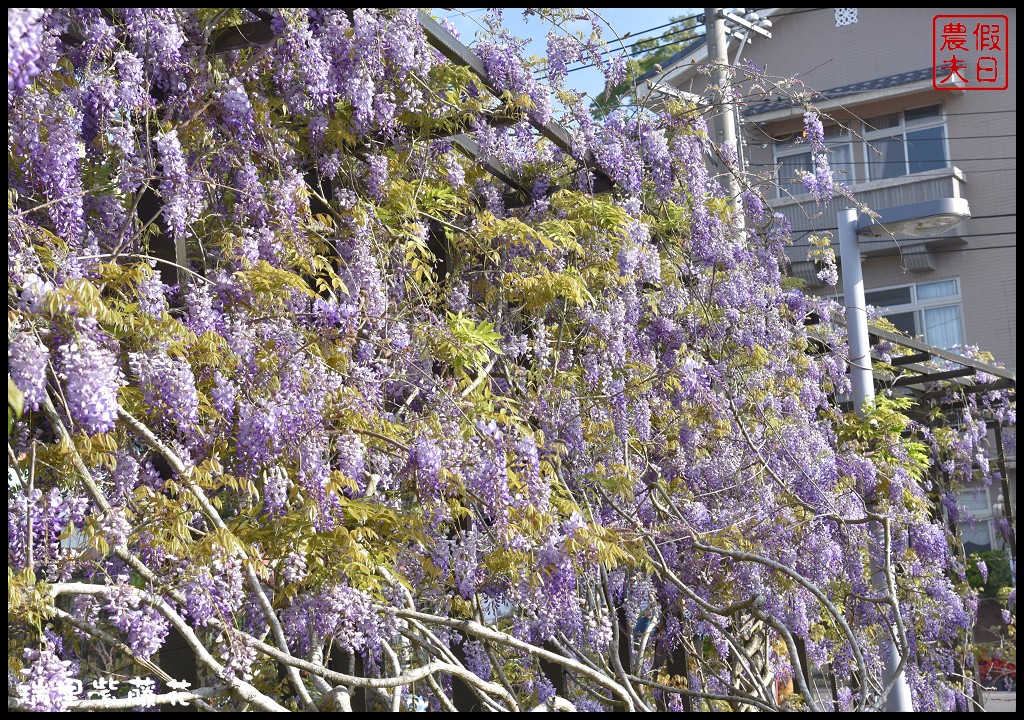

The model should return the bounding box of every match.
[838,198,971,712]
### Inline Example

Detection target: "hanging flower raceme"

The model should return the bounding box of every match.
[56,327,123,436]
[799,111,836,203]
[8,8,46,93]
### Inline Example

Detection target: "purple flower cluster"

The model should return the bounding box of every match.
[281,549,308,584]
[263,464,291,513]
[211,371,236,423]
[340,227,387,319]
[137,271,167,316]
[236,401,279,472]
[462,640,492,681]
[113,50,148,109]
[8,9,46,92]
[155,129,202,239]
[34,109,87,246]
[17,644,77,712]
[121,9,185,89]
[410,435,443,491]
[545,32,583,89]
[462,421,514,526]
[743,191,767,224]
[802,111,826,151]
[128,348,200,429]
[336,432,366,485]
[8,487,88,575]
[56,329,123,435]
[219,77,255,135]
[476,37,552,125]
[181,553,245,627]
[800,111,835,203]
[910,522,949,569]
[281,583,394,656]
[9,330,49,411]
[313,297,358,332]
[101,581,169,657]
[220,630,259,681]
[365,154,389,201]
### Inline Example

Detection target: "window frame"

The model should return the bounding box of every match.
[773,124,854,198]
[955,484,1005,554]
[862,277,964,348]
[861,104,951,181]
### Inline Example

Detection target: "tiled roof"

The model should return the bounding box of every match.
[635,36,707,84]
[743,67,937,116]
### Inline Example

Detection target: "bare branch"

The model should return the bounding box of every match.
[48,583,289,712]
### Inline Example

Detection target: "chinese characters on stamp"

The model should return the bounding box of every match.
[934,15,1009,90]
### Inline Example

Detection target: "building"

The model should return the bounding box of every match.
[638,7,1015,557]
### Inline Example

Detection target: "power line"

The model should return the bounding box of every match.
[582,12,704,58]
[525,12,705,78]
[564,18,705,75]
[789,214,1016,230]
[747,115,1019,146]
[565,27,701,73]
[511,12,1018,128]
[751,156,1018,166]
[925,109,1017,117]
[898,244,1016,255]
[564,9,807,76]
[763,166,1017,183]
[441,8,486,18]
[939,167,1016,174]
[741,103,1013,119]
[796,167,1017,176]
[775,134,1019,143]
[592,17,697,56]
[930,213,1015,220]
[775,8,837,19]
[451,9,703,80]
[792,230,1015,241]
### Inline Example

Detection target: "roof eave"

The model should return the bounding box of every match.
[745,78,964,124]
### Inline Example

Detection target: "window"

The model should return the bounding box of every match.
[864,278,963,349]
[863,104,948,180]
[956,485,1000,554]
[774,125,853,198]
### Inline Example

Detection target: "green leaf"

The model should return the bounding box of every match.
[8,377,25,419]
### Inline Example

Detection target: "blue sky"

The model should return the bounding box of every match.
[439,8,701,101]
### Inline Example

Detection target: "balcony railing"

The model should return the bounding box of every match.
[770,167,968,282]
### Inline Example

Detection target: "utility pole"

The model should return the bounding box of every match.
[705,7,742,206]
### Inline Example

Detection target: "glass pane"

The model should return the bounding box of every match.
[867,137,905,179]
[883,311,917,336]
[917,279,958,299]
[777,151,811,196]
[924,305,962,348]
[906,126,947,174]
[905,105,942,123]
[958,521,992,553]
[865,112,900,131]
[958,488,992,513]
[865,286,913,306]
[829,143,854,183]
